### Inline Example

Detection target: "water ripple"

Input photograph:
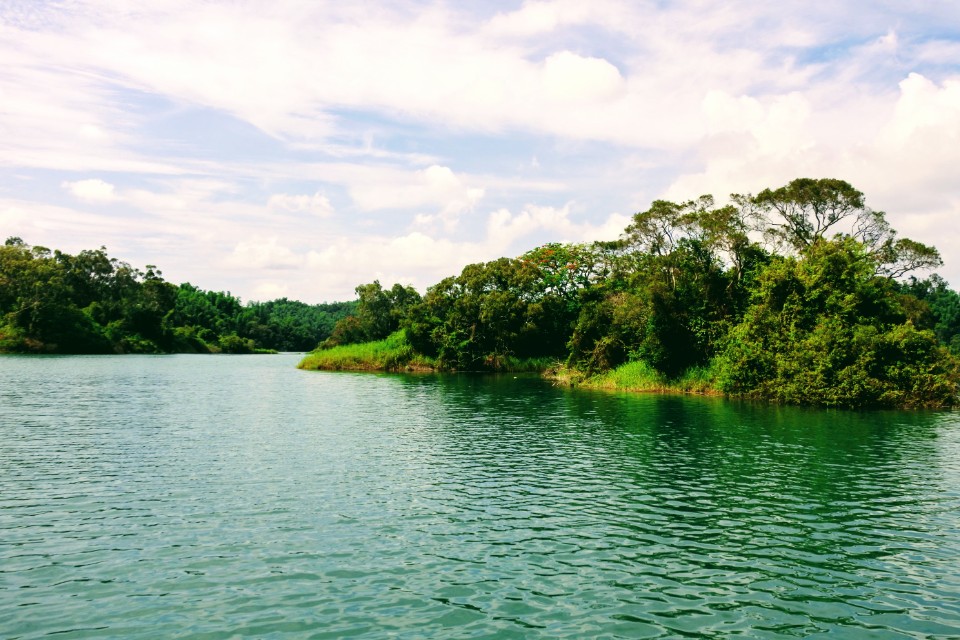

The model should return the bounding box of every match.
[1,356,959,638]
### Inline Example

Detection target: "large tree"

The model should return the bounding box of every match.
[740,178,942,277]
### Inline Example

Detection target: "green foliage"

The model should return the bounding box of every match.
[0,239,354,355]
[310,177,959,408]
[569,203,749,377]
[740,177,942,276]
[586,359,665,391]
[519,242,605,305]
[402,256,574,370]
[897,274,960,354]
[715,239,959,408]
[217,334,257,354]
[561,358,719,395]
[747,178,868,250]
[322,281,421,348]
[299,330,432,371]
[298,329,552,373]
[567,291,643,374]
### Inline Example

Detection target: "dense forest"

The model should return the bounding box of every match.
[0,238,354,354]
[306,178,960,409]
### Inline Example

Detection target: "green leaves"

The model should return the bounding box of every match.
[322,280,422,348]
[750,178,866,250]
[0,238,353,354]
[716,238,959,408]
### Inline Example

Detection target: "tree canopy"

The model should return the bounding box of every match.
[0,239,354,354]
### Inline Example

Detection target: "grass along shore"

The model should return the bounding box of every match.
[297,330,556,373]
[297,330,723,397]
[297,331,435,372]
[546,360,722,396]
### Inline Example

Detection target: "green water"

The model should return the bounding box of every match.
[1,354,959,638]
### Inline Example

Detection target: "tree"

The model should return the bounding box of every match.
[322,281,422,348]
[744,178,869,250]
[402,257,568,369]
[0,239,111,352]
[520,242,603,304]
[740,178,942,279]
[716,237,959,408]
[899,274,960,353]
[2,238,358,354]
[873,237,943,279]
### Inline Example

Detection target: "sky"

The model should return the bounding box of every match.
[2,0,959,303]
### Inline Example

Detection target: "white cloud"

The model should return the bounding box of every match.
[0,36,187,175]
[0,1,770,150]
[542,51,626,103]
[880,73,960,146]
[62,178,118,202]
[3,0,954,159]
[292,204,631,299]
[2,1,960,297]
[0,205,28,228]
[484,0,629,39]
[485,2,566,36]
[267,191,334,217]
[0,198,144,249]
[487,203,628,250]
[348,164,484,222]
[227,237,303,270]
[251,281,290,300]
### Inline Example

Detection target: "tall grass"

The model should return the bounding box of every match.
[297,330,435,372]
[554,359,722,395]
[297,331,561,373]
[587,360,665,391]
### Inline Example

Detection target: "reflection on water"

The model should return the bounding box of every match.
[1,356,959,638]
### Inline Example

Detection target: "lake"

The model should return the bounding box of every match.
[2,353,959,638]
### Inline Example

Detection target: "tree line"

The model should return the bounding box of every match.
[320,178,960,408]
[0,238,355,354]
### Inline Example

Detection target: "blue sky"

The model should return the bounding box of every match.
[2,0,959,302]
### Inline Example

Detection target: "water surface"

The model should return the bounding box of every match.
[2,354,959,638]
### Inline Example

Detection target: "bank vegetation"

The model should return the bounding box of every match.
[299,179,960,409]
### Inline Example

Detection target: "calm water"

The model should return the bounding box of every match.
[2,354,959,639]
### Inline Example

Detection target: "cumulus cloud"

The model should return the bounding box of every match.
[62,178,118,202]
[6,0,935,165]
[542,52,626,103]
[292,204,631,299]
[0,1,760,149]
[880,73,960,147]
[4,0,955,156]
[251,281,290,300]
